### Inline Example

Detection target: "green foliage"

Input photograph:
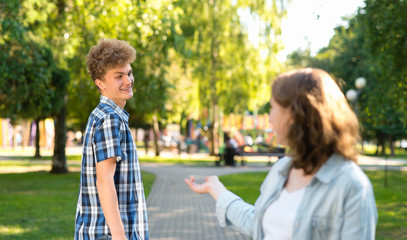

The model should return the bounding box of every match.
[360,0,407,132]
[286,48,313,69]
[41,0,186,129]
[178,0,286,116]
[2,0,289,132]
[290,2,407,149]
[173,0,287,154]
[0,1,57,121]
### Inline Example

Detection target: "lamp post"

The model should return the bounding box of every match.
[346,77,366,103]
[346,77,366,146]
[346,77,366,125]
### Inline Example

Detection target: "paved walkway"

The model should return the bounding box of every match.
[142,163,269,240]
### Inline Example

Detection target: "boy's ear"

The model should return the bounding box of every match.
[95,79,105,90]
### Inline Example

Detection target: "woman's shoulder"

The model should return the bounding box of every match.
[262,156,291,185]
[272,156,292,169]
[332,154,373,189]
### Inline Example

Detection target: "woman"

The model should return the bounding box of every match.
[185,68,377,240]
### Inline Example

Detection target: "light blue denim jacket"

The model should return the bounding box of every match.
[216,153,378,240]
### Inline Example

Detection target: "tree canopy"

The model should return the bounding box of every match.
[3,0,406,159]
[286,0,407,154]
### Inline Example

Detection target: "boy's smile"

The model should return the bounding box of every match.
[96,63,134,109]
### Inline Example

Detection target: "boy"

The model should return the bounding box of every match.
[75,39,149,240]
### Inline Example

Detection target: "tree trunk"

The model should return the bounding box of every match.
[51,104,68,174]
[208,0,219,156]
[389,136,395,157]
[152,114,160,157]
[375,134,385,156]
[34,118,41,158]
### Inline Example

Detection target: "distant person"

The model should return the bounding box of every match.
[75,39,149,240]
[223,133,239,166]
[185,68,377,239]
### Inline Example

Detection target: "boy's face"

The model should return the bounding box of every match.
[96,63,134,109]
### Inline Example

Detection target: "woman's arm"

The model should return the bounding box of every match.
[341,181,378,240]
[185,175,257,237]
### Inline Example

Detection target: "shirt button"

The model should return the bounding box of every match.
[294,222,299,227]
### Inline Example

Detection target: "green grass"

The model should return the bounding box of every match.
[138,157,216,166]
[361,145,407,161]
[0,154,216,166]
[220,170,407,240]
[364,152,407,161]
[366,171,407,240]
[0,155,82,161]
[219,172,268,205]
[0,171,155,240]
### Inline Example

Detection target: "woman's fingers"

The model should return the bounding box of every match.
[185,175,210,194]
[184,176,194,188]
[184,175,227,201]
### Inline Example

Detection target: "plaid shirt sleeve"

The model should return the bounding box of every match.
[93,114,122,163]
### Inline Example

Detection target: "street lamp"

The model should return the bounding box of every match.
[346,76,366,150]
[346,89,358,102]
[346,77,366,103]
[355,77,367,89]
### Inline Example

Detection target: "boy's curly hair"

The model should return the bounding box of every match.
[272,68,359,174]
[86,39,136,82]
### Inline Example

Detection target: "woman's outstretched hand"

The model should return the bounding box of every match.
[184,175,227,201]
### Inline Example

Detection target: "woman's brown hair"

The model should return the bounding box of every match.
[272,68,359,174]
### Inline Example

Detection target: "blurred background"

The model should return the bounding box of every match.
[1,0,406,172]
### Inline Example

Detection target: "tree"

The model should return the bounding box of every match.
[289,3,407,156]
[60,0,184,156]
[362,0,407,126]
[50,68,70,173]
[178,0,287,155]
[21,0,71,171]
[0,0,58,158]
[354,0,407,155]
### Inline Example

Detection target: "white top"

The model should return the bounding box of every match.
[262,187,306,240]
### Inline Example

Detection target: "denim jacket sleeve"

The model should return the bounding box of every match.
[216,190,256,236]
[215,158,290,239]
[341,174,378,239]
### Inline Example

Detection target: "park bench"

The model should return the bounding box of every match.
[236,151,286,166]
[216,147,285,166]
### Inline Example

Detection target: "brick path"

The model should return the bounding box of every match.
[142,163,270,240]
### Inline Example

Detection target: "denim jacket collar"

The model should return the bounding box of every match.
[277,153,346,184]
[314,153,346,184]
[100,95,130,123]
[277,158,292,177]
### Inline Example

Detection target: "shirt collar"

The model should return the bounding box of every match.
[277,153,347,184]
[100,95,130,122]
[277,157,293,177]
[314,153,346,184]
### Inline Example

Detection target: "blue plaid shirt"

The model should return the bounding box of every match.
[75,95,149,240]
